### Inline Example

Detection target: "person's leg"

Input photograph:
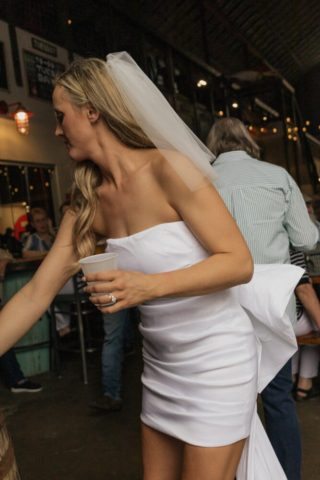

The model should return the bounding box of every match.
[0,348,42,393]
[293,312,319,398]
[124,309,135,352]
[53,278,75,335]
[54,308,71,336]
[181,439,246,480]
[0,348,25,387]
[261,360,302,480]
[291,348,300,381]
[101,308,130,400]
[141,422,184,480]
[295,346,320,397]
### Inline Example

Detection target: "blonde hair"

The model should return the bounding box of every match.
[29,207,47,223]
[53,58,155,270]
[206,117,261,160]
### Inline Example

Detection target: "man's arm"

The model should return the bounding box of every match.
[22,235,47,259]
[295,282,320,329]
[22,250,47,259]
[284,175,319,252]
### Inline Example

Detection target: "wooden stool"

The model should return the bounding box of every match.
[0,409,20,479]
[297,331,320,345]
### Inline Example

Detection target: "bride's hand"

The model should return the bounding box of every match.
[83,270,155,313]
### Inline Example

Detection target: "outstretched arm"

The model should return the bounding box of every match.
[295,282,320,330]
[0,211,80,355]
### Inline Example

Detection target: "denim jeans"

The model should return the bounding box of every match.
[261,359,302,480]
[0,348,25,387]
[101,307,139,401]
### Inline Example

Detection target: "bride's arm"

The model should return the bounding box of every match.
[0,211,80,355]
[84,157,253,312]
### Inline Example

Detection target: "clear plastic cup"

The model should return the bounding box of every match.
[79,253,118,306]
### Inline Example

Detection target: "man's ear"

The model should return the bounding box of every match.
[86,101,100,124]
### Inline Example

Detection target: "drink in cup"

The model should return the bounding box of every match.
[79,253,118,306]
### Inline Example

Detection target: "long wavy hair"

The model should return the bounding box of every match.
[53,58,154,271]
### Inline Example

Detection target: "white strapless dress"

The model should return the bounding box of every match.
[106,221,302,480]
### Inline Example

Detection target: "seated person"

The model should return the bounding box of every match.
[0,249,41,393]
[22,208,56,259]
[290,249,320,401]
[0,228,23,259]
[23,207,72,337]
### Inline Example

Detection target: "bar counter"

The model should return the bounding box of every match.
[2,255,50,377]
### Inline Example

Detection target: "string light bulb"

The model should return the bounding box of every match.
[232,102,238,108]
[273,128,277,133]
[286,117,291,123]
[306,121,310,126]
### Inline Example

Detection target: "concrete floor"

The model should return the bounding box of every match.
[1,352,320,480]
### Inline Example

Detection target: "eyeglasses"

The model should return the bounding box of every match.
[33,218,47,224]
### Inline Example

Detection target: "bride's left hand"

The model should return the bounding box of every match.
[83,270,154,313]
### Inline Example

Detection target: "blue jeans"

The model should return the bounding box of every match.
[0,348,25,387]
[101,308,139,401]
[261,360,302,480]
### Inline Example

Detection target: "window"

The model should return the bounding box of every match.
[0,161,56,242]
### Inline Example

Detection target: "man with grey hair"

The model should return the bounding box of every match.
[207,117,318,480]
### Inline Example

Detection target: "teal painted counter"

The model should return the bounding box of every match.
[3,264,50,377]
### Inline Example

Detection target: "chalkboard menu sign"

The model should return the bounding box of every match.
[0,42,8,91]
[23,50,64,101]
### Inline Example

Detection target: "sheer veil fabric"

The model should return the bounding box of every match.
[106,51,217,191]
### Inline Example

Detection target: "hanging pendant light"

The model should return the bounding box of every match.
[9,104,34,135]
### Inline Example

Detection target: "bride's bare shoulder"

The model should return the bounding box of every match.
[150,150,204,195]
[150,150,188,181]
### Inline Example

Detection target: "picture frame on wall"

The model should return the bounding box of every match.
[0,42,9,92]
[23,50,64,101]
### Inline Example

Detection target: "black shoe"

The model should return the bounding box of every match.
[11,379,43,393]
[293,384,320,402]
[89,395,122,412]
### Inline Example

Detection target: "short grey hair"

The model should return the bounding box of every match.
[207,117,261,160]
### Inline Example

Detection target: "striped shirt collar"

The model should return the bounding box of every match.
[213,151,252,165]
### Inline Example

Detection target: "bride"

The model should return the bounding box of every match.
[0,53,301,480]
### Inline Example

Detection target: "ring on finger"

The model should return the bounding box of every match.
[107,293,117,305]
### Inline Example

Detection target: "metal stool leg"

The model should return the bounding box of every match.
[50,304,62,377]
[73,276,88,384]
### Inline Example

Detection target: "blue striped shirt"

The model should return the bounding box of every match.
[213,151,319,325]
[22,233,55,252]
